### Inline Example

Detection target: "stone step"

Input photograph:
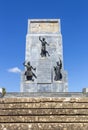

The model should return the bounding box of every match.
[0,115,88,123]
[1,96,88,102]
[0,96,88,129]
[0,108,88,116]
[0,123,88,130]
[0,102,88,109]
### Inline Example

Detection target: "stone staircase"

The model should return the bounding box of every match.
[0,92,88,130]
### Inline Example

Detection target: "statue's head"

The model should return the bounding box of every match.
[42,38,45,41]
[57,62,59,66]
[27,62,30,65]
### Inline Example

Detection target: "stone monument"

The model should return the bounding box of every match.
[20,19,68,92]
[1,19,88,130]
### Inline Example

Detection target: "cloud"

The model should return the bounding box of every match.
[8,67,21,73]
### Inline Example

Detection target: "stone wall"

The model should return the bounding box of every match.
[0,93,88,130]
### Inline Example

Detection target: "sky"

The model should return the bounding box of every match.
[0,0,88,92]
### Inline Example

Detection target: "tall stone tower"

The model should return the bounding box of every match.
[20,19,68,92]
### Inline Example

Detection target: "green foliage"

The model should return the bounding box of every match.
[2,88,6,96]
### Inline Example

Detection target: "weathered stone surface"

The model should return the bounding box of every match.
[82,88,88,93]
[0,108,88,116]
[37,58,51,83]
[0,102,88,109]
[0,123,88,130]
[29,20,59,33]
[0,96,88,129]
[1,95,87,102]
[21,19,68,92]
[0,115,88,123]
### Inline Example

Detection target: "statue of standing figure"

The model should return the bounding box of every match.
[39,36,50,57]
[54,58,62,81]
[23,61,37,81]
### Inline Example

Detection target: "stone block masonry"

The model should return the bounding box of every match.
[0,93,88,130]
[21,19,68,92]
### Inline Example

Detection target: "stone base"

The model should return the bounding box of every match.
[20,70,68,92]
[82,88,88,93]
[21,81,68,92]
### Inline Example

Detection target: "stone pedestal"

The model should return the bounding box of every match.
[20,19,68,92]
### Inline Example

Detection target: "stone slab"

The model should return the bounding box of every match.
[0,108,88,116]
[82,88,88,93]
[0,102,88,109]
[28,19,60,33]
[37,58,51,83]
[0,115,88,123]
[0,123,88,130]
[3,92,85,98]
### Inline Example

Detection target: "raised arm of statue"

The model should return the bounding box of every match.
[59,58,62,69]
[23,61,30,69]
[39,36,42,42]
[23,61,26,66]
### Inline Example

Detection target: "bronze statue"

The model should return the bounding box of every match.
[54,59,62,81]
[39,36,50,57]
[23,61,37,81]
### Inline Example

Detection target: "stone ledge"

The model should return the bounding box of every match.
[0,102,88,109]
[0,108,88,116]
[0,115,88,123]
[2,92,88,98]
[0,123,88,130]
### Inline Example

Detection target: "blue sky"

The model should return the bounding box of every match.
[0,0,88,92]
